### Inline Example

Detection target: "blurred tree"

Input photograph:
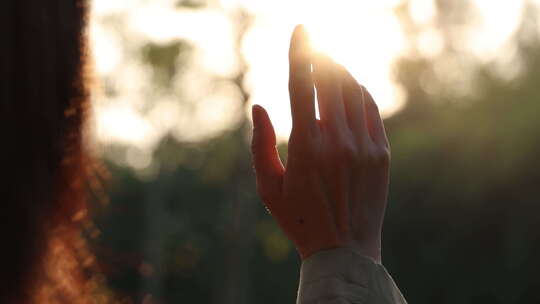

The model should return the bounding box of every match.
[90,3,301,303]
[383,1,540,303]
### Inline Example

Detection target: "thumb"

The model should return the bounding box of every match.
[251,104,284,203]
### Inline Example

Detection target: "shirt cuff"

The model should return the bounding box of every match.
[297,247,407,304]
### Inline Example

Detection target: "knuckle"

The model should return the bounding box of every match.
[367,146,391,166]
[290,149,317,168]
[329,141,358,164]
[351,149,369,167]
[288,133,319,164]
[341,143,358,163]
[290,127,312,143]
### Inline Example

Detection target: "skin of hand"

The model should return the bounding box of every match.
[251,25,390,262]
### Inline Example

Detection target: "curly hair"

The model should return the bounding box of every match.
[0,1,119,302]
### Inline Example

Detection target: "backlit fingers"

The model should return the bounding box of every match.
[312,54,348,134]
[288,25,316,135]
[340,68,370,145]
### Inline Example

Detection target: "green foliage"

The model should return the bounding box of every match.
[176,0,207,9]
[381,4,540,303]
[142,41,191,89]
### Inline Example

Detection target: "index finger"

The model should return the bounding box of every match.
[288,25,316,134]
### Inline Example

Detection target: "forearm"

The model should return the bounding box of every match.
[297,248,407,304]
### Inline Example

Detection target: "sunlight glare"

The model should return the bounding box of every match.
[408,0,436,26]
[89,24,122,74]
[241,0,407,139]
[96,104,158,150]
[466,0,524,61]
[90,0,530,147]
[129,7,238,77]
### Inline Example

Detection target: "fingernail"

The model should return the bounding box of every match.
[291,24,309,49]
[252,103,262,111]
[295,24,306,36]
[293,24,305,37]
[290,25,301,49]
[252,104,263,120]
[252,104,258,118]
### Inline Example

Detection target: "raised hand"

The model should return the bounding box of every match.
[251,25,390,262]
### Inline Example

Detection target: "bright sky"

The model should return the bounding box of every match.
[90,0,531,160]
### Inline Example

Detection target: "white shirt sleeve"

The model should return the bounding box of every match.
[296,248,407,304]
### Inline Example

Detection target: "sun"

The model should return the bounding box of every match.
[301,1,407,116]
[241,0,407,139]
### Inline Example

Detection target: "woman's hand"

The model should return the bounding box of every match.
[251,25,390,262]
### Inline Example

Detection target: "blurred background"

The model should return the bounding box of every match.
[87,0,540,303]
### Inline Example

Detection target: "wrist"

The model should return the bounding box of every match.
[298,240,381,264]
[345,240,382,264]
